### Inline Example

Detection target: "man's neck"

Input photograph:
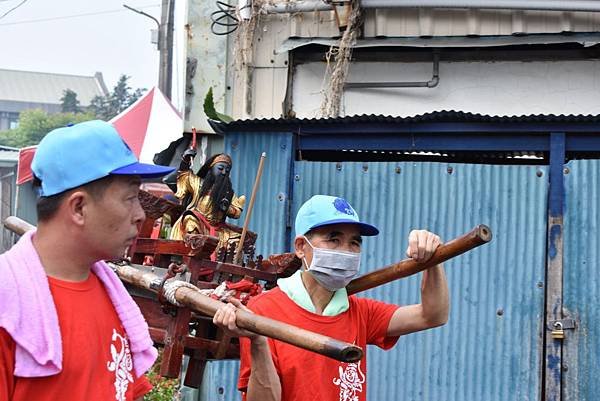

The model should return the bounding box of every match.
[300,271,334,315]
[33,224,95,282]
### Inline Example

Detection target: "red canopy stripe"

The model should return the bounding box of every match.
[111,87,155,158]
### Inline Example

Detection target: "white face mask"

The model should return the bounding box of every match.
[302,236,361,291]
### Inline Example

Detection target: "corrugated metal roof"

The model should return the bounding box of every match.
[211,111,600,132]
[0,69,108,106]
[0,147,18,166]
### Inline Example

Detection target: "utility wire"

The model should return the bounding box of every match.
[0,3,159,26]
[0,0,29,21]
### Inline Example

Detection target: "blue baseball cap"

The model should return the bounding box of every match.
[32,120,175,196]
[294,195,379,237]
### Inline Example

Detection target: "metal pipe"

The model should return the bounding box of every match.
[262,0,333,14]
[359,0,600,12]
[262,0,600,14]
[345,52,439,89]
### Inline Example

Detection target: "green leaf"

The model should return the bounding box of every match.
[216,111,234,123]
[203,87,233,123]
[203,87,219,120]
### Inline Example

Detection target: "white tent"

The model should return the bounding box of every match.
[110,86,183,163]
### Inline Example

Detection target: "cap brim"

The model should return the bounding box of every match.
[110,162,175,178]
[310,218,379,236]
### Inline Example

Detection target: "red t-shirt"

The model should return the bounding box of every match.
[238,287,399,401]
[0,273,152,401]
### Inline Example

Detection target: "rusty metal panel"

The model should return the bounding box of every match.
[291,160,547,400]
[563,159,600,401]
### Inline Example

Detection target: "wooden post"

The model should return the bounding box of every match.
[233,152,266,265]
[544,132,566,401]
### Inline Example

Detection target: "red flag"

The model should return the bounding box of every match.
[16,146,37,185]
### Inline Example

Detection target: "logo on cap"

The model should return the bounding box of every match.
[333,198,355,216]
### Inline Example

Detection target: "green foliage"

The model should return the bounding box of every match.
[90,74,146,121]
[203,87,233,123]
[144,352,180,401]
[0,109,95,148]
[60,89,82,113]
[0,74,146,148]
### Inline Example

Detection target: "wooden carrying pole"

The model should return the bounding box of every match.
[347,224,492,295]
[113,262,362,362]
[233,152,266,265]
[4,216,34,236]
[3,216,363,363]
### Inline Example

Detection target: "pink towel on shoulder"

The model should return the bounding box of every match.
[0,229,157,378]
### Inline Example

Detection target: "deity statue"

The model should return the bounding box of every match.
[169,150,246,252]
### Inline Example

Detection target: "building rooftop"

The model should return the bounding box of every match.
[0,69,108,106]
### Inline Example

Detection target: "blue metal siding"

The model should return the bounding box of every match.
[15,181,37,226]
[292,161,548,401]
[196,360,241,401]
[224,132,293,256]
[195,132,293,401]
[563,159,600,401]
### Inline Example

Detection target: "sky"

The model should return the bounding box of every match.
[0,0,162,92]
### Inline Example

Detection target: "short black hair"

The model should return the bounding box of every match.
[33,175,115,222]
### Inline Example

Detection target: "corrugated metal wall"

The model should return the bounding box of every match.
[15,181,38,227]
[362,9,600,38]
[187,119,600,401]
[256,9,600,47]
[195,360,240,401]
[563,159,600,401]
[224,132,293,256]
[0,167,15,252]
[196,133,293,401]
[290,161,548,401]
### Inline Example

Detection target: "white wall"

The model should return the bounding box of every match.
[292,59,600,117]
[185,0,229,132]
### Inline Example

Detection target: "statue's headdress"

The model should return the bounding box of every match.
[209,154,232,168]
[198,153,233,179]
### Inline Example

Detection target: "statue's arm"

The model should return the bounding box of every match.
[227,195,246,219]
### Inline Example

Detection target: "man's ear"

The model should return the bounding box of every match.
[294,236,307,259]
[64,190,89,226]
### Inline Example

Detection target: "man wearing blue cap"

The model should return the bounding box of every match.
[214,195,449,401]
[0,120,174,401]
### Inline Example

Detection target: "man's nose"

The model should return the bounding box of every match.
[340,242,360,253]
[132,199,146,225]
